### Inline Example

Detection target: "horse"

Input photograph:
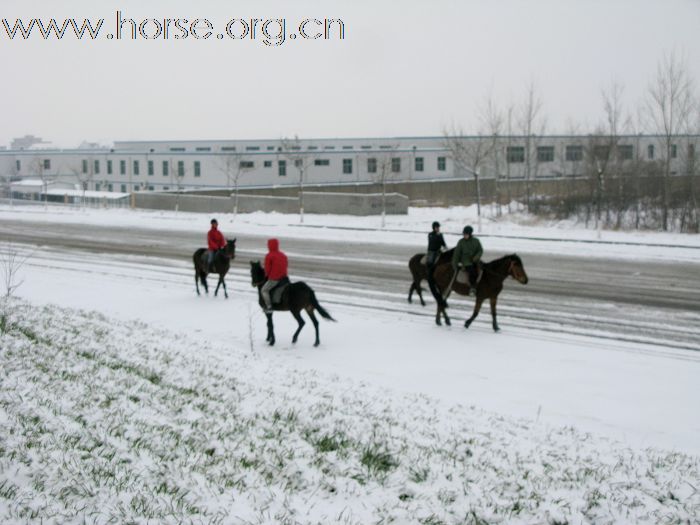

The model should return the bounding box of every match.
[410,253,528,329]
[407,249,454,306]
[193,238,236,298]
[250,261,335,347]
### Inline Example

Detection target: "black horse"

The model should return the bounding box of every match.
[250,261,335,347]
[193,238,236,298]
[410,252,529,329]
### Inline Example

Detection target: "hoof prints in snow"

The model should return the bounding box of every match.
[0,298,698,524]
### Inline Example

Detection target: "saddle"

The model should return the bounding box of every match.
[270,277,290,306]
[455,264,483,286]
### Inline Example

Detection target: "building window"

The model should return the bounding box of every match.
[107,160,113,174]
[94,160,100,174]
[391,158,401,173]
[82,159,88,173]
[194,161,201,177]
[537,146,554,162]
[506,146,525,163]
[196,147,211,152]
[671,144,678,158]
[170,147,185,152]
[415,157,424,172]
[108,184,113,192]
[294,159,303,168]
[246,146,260,151]
[565,145,583,162]
[290,146,301,151]
[148,160,154,176]
[120,160,126,175]
[437,157,446,171]
[239,161,254,169]
[162,161,169,176]
[43,159,51,170]
[264,160,272,168]
[267,146,275,151]
[617,145,633,160]
[379,145,393,150]
[95,183,101,191]
[324,146,335,150]
[177,161,185,176]
[368,158,377,173]
[342,145,353,150]
[15,160,20,171]
[278,160,286,176]
[648,144,655,160]
[361,145,372,150]
[221,146,236,152]
[593,145,610,160]
[307,146,318,151]
[314,159,330,166]
[342,158,353,174]
[133,160,140,175]
[119,184,126,192]
[689,144,696,159]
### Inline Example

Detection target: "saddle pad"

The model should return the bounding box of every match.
[456,269,468,284]
[271,283,289,305]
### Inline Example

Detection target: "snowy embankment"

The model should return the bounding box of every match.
[1,299,698,524]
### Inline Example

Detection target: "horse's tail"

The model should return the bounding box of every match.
[310,289,335,321]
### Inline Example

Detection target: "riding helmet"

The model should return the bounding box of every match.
[211,218,218,225]
[463,225,474,235]
[432,221,440,229]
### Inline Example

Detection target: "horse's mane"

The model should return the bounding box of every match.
[484,253,521,267]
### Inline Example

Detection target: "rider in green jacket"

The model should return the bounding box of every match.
[452,225,483,291]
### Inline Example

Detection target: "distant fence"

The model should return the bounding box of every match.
[132,191,409,215]
[4,191,130,209]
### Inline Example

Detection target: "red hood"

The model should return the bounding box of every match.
[267,238,279,252]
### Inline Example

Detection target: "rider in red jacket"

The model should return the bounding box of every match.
[262,238,288,312]
[207,219,227,271]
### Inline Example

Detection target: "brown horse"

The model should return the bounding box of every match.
[250,261,335,347]
[193,238,236,298]
[410,253,528,329]
[407,249,454,306]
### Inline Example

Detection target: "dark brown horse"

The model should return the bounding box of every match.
[408,249,454,306]
[410,252,528,329]
[250,261,335,347]
[193,238,236,298]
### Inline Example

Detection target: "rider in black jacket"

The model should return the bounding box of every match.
[426,221,447,306]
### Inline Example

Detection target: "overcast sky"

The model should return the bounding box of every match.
[1,0,699,147]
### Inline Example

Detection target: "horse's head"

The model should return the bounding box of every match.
[224,238,236,259]
[507,254,528,284]
[249,260,266,287]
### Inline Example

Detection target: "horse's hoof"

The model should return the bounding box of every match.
[493,326,500,332]
[436,319,441,326]
[464,321,471,329]
[445,318,451,326]
[314,341,320,347]
[292,338,298,344]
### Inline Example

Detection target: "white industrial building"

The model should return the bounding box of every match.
[0,135,697,195]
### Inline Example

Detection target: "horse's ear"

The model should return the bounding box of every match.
[233,237,237,243]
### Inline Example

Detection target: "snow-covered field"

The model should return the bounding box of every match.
[2,299,699,524]
[1,203,699,523]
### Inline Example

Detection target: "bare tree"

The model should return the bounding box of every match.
[1,243,29,298]
[218,152,253,219]
[645,51,696,230]
[370,144,403,228]
[443,123,495,228]
[280,135,317,224]
[479,94,505,217]
[518,82,547,212]
[168,158,186,213]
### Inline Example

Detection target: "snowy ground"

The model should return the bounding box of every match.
[1,203,699,522]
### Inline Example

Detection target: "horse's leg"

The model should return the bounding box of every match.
[195,270,200,296]
[291,309,305,344]
[202,273,209,295]
[490,296,500,332]
[266,312,275,346]
[306,307,320,347]
[214,274,222,297]
[222,277,228,299]
[417,281,426,306]
[435,303,442,326]
[443,306,451,326]
[464,297,485,329]
[408,282,415,304]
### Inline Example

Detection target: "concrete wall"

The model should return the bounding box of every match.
[132,191,408,215]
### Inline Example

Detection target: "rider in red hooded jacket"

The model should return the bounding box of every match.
[262,238,288,312]
[206,218,227,271]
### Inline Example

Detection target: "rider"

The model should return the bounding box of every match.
[262,238,288,313]
[452,225,483,294]
[207,218,227,272]
[426,221,447,306]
